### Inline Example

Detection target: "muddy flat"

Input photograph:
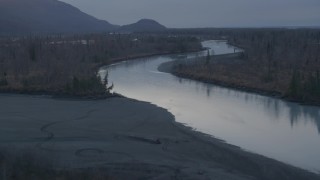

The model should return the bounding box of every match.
[0,94,319,180]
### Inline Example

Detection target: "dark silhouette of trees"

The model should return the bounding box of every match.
[0,72,8,86]
[169,28,320,103]
[0,33,201,96]
[288,70,302,98]
[205,50,210,65]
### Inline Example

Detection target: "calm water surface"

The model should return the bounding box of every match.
[99,40,320,172]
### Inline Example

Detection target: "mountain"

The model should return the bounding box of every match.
[119,19,167,32]
[0,0,118,34]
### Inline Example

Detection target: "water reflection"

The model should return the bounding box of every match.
[177,77,320,133]
[286,103,320,132]
[99,40,320,172]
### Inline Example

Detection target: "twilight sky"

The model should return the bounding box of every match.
[60,0,320,28]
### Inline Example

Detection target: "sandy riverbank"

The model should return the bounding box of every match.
[158,53,282,97]
[0,94,319,179]
[158,53,320,107]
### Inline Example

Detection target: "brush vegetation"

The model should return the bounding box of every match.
[169,28,320,104]
[0,33,201,96]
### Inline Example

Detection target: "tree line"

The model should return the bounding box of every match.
[168,28,320,103]
[0,33,201,96]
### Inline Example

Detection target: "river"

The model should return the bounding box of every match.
[99,40,320,172]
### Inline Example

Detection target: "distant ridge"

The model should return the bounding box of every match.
[0,0,118,34]
[119,19,167,32]
[0,0,168,35]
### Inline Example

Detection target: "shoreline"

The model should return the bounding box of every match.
[95,48,206,71]
[0,48,319,178]
[0,88,120,100]
[0,48,205,99]
[0,94,319,179]
[158,54,320,107]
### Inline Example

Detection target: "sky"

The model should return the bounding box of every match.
[60,0,320,28]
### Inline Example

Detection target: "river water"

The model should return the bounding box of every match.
[99,40,320,172]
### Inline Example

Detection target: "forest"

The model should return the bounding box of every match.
[1,29,320,103]
[0,33,201,96]
[169,28,320,104]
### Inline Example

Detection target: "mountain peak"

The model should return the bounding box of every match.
[0,0,167,35]
[0,0,118,34]
[119,19,167,32]
[137,19,158,23]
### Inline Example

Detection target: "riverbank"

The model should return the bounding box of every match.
[158,53,320,107]
[94,48,206,76]
[0,48,204,99]
[0,94,319,179]
[0,34,203,99]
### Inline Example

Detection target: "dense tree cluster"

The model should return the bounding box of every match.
[227,29,320,102]
[0,33,201,96]
[170,28,320,103]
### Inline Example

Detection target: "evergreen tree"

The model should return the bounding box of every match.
[288,70,301,97]
[205,50,210,65]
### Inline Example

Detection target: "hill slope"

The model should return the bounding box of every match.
[0,0,118,34]
[119,19,167,32]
